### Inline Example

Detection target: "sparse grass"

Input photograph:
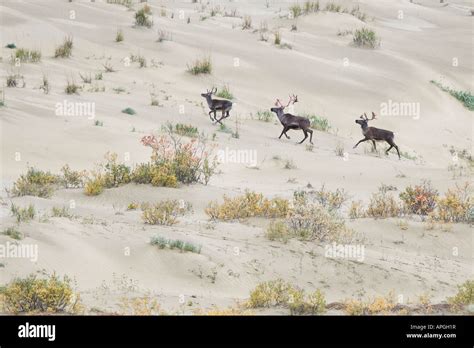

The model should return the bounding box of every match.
[65,80,80,94]
[10,203,36,223]
[95,72,103,80]
[241,15,252,29]
[255,110,273,122]
[150,235,201,253]
[135,7,153,28]
[79,73,92,84]
[448,280,474,312]
[127,202,139,210]
[14,48,41,63]
[6,73,24,88]
[39,75,50,94]
[141,200,191,225]
[103,61,116,72]
[187,56,212,75]
[84,174,105,196]
[430,80,474,111]
[265,220,290,243]
[157,30,172,42]
[349,200,365,219]
[54,36,73,58]
[283,159,296,169]
[11,167,61,198]
[1,273,81,314]
[51,206,73,218]
[205,191,290,221]
[61,164,86,188]
[305,114,331,132]
[325,2,342,12]
[2,226,22,240]
[295,185,349,212]
[353,28,380,48]
[94,120,103,126]
[122,107,136,115]
[274,31,281,45]
[335,142,345,157]
[216,85,233,100]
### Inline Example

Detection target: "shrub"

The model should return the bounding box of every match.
[11,167,61,198]
[325,2,342,12]
[15,48,41,63]
[344,292,396,315]
[241,15,252,29]
[65,80,80,94]
[265,220,290,243]
[6,73,23,88]
[115,29,124,42]
[127,202,139,210]
[150,163,178,188]
[150,235,201,253]
[61,164,86,188]
[122,107,136,115]
[174,123,199,138]
[187,56,212,75]
[353,28,380,48]
[131,163,154,184]
[434,183,473,223]
[295,185,349,212]
[399,180,438,216]
[290,4,302,18]
[255,110,273,122]
[216,85,233,100]
[366,186,401,218]
[84,173,105,196]
[349,200,365,219]
[448,280,474,312]
[135,7,153,28]
[141,133,217,185]
[205,191,290,220]
[102,152,131,188]
[54,36,73,58]
[306,114,331,132]
[141,200,191,225]
[5,43,16,49]
[274,31,281,45]
[430,80,474,111]
[1,273,79,313]
[2,226,22,240]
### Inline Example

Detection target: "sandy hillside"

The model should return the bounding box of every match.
[0,0,472,314]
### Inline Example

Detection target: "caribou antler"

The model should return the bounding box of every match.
[211,87,217,94]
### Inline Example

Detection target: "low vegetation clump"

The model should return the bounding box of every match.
[215,85,233,100]
[115,29,124,42]
[141,199,192,225]
[122,107,136,115]
[399,180,438,216]
[430,80,474,111]
[247,279,326,315]
[365,185,401,218]
[353,28,380,48]
[11,167,61,198]
[2,226,22,240]
[0,273,81,314]
[150,235,201,253]
[135,6,153,28]
[432,182,473,223]
[61,164,87,188]
[241,15,252,29]
[5,43,16,49]
[344,292,396,315]
[173,123,199,138]
[65,80,80,94]
[6,73,24,88]
[14,48,41,63]
[54,36,73,58]
[447,280,474,312]
[51,206,73,218]
[265,220,290,243]
[255,110,273,122]
[84,173,105,196]
[205,191,290,220]
[294,185,349,212]
[305,114,331,132]
[187,56,212,75]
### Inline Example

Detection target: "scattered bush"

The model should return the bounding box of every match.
[353,28,380,48]
[61,164,86,188]
[366,185,401,218]
[349,200,365,219]
[294,185,349,212]
[157,30,172,42]
[150,235,201,253]
[65,80,80,94]
[131,163,154,184]
[344,292,396,315]
[255,110,273,122]
[11,167,61,198]
[14,48,41,63]
[115,29,124,42]
[54,36,73,58]
[241,15,252,29]
[448,280,474,312]
[141,200,191,225]
[399,180,438,216]
[135,7,153,28]
[6,73,24,88]
[187,56,212,75]
[265,220,290,243]
[1,273,80,314]
[51,206,73,218]
[216,85,233,100]
[40,75,50,94]
[102,152,131,188]
[84,173,105,196]
[274,31,281,45]
[173,123,199,138]
[5,43,16,49]
[2,226,22,240]
[433,182,473,223]
[122,107,136,115]
[205,191,290,220]
[430,80,474,111]
[305,114,331,132]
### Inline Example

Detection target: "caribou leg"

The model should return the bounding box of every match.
[372,140,377,151]
[298,130,308,144]
[307,128,314,144]
[353,138,368,149]
[279,126,290,139]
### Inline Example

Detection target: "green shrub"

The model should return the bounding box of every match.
[14,48,41,63]
[353,28,380,48]
[65,80,80,94]
[131,163,154,184]
[11,167,61,198]
[61,164,86,188]
[430,80,474,111]
[216,85,233,100]
[399,180,438,216]
[433,182,473,223]
[306,114,331,132]
[448,280,474,312]
[2,226,22,240]
[102,152,131,188]
[51,206,73,218]
[115,29,124,42]
[255,110,273,122]
[122,107,136,115]
[1,273,80,314]
[366,186,401,218]
[265,220,290,243]
[54,36,73,58]
[135,7,153,28]
[150,235,201,253]
[5,43,16,49]
[187,56,212,75]
[174,123,199,138]
[141,200,191,225]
